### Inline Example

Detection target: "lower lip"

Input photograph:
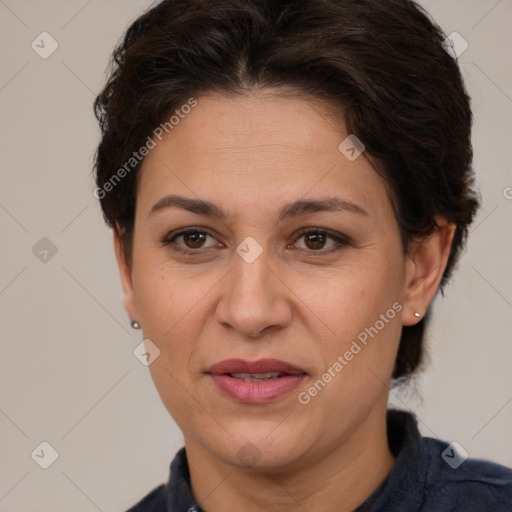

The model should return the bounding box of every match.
[209,374,306,404]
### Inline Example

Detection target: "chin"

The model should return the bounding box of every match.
[204,419,318,472]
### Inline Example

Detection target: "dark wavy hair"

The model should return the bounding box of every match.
[93,0,480,382]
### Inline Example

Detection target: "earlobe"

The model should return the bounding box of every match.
[113,226,139,325]
[402,218,456,326]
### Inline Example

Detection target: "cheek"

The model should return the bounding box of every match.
[133,261,209,428]
[301,254,403,339]
[298,251,405,393]
[147,360,220,446]
[133,255,203,332]
[131,260,199,376]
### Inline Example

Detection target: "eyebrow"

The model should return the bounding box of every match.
[148,194,368,221]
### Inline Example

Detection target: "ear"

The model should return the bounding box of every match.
[402,217,456,326]
[113,225,139,324]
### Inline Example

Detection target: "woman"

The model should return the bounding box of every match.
[93,0,511,510]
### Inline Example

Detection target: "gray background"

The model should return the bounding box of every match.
[1,0,511,510]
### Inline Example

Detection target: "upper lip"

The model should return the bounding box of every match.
[206,358,307,375]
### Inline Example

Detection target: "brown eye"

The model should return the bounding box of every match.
[182,231,208,249]
[162,228,218,253]
[292,229,350,254]
[303,232,328,250]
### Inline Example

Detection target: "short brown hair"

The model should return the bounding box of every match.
[93,0,480,381]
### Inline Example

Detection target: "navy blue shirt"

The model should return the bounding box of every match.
[126,409,512,511]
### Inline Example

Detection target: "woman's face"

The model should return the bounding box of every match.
[116,91,420,470]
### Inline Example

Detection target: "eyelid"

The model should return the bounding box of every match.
[293,227,350,243]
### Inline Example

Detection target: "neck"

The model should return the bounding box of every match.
[185,403,395,512]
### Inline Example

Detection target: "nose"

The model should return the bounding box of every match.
[215,246,292,338]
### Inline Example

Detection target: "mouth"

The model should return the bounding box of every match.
[228,371,291,381]
[206,358,307,404]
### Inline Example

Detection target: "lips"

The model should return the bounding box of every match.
[206,358,307,404]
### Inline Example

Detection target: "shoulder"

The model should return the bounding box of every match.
[124,484,167,512]
[422,437,512,511]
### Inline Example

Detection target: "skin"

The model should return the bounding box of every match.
[114,90,456,511]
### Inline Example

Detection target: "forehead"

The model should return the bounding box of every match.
[136,91,391,223]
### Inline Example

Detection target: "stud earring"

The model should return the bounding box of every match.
[131,320,141,329]
[414,312,421,319]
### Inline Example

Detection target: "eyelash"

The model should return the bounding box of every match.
[161,227,351,256]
